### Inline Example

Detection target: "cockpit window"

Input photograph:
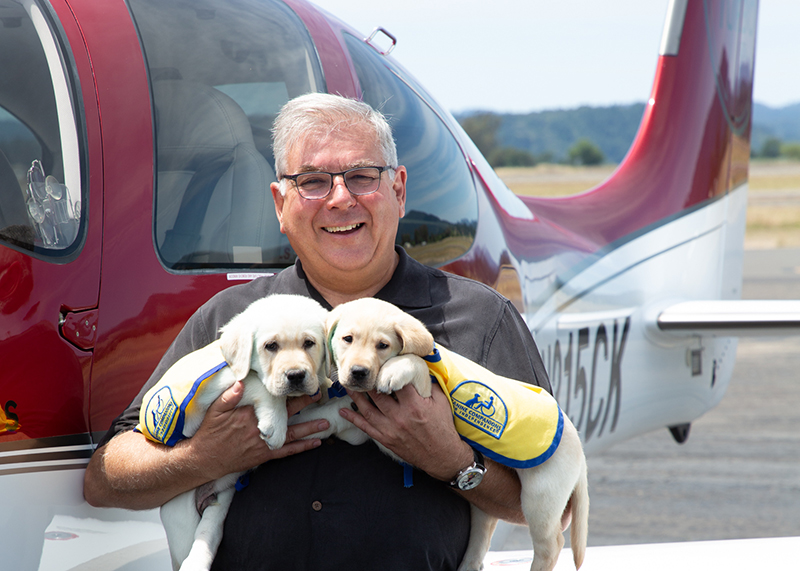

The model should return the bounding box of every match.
[343,33,478,267]
[128,0,325,270]
[0,0,84,258]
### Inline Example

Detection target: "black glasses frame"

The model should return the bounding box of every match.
[281,166,393,200]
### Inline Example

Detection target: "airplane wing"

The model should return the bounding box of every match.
[484,536,800,570]
[656,300,800,336]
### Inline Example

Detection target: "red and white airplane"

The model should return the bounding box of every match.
[1,0,796,568]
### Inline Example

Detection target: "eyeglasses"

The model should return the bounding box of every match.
[281,166,393,200]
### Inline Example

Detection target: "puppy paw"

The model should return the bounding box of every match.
[259,423,286,450]
[376,355,429,395]
[178,550,214,571]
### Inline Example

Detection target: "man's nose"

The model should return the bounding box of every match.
[327,174,356,205]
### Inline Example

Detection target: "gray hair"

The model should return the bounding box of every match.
[272,92,398,193]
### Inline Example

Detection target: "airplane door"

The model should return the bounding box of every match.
[0,1,106,566]
[0,0,102,456]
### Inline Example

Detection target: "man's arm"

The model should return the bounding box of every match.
[84,382,329,510]
[340,383,526,524]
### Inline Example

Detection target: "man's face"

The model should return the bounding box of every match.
[270,122,407,286]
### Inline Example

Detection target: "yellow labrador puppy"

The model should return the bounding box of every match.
[321,297,589,571]
[137,294,329,571]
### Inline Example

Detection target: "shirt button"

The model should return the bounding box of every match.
[312,500,323,511]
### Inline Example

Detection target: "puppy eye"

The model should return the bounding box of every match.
[265,341,279,352]
[377,341,389,350]
[303,339,316,349]
[342,335,353,344]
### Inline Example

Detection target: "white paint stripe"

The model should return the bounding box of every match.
[0,458,89,475]
[0,444,94,460]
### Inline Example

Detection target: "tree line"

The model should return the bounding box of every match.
[754,137,800,160]
[458,102,800,168]
[458,111,608,167]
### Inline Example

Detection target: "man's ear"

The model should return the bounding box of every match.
[270,181,287,233]
[219,315,255,380]
[391,166,407,219]
[394,312,434,357]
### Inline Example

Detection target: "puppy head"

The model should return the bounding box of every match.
[326,298,433,391]
[219,295,329,397]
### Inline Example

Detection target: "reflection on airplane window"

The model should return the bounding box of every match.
[129,0,325,270]
[0,1,84,256]
[343,34,478,267]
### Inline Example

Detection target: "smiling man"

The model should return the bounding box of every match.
[270,98,407,306]
[85,93,551,570]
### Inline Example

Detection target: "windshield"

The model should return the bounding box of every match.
[128,0,325,270]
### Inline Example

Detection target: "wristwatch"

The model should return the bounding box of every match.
[449,447,486,491]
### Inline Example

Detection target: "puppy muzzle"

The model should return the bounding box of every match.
[346,365,372,389]
[284,369,312,393]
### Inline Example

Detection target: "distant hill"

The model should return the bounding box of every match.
[751,102,800,152]
[499,104,645,164]
[456,101,800,164]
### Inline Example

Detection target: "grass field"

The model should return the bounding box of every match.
[496,160,800,249]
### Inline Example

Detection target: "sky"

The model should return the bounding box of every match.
[312,0,800,115]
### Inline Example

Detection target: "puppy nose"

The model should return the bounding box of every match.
[348,366,370,387]
[286,369,307,388]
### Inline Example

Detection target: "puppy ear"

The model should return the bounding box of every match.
[325,306,343,364]
[319,328,332,380]
[394,313,434,357]
[218,315,255,380]
[325,305,343,335]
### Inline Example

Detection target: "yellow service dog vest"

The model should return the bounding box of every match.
[424,345,563,469]
[136,340,228,447]
[136,340,563,471]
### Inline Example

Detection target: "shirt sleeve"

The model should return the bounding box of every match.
[482,299,552,394]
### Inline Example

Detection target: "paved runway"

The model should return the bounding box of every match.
[494,248,800,550]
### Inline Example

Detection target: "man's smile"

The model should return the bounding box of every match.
[323,223,364,234]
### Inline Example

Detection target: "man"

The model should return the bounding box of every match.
[84,93,551,569]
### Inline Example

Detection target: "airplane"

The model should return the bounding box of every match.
[1,0,797,568]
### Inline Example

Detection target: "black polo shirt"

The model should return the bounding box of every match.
[99,247,550,570]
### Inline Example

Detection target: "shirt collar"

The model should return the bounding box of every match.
[289,246,432,310]
[374,246,432,309]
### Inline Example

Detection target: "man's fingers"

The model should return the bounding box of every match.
[346,390,383,420]
[286,391,321,417]
[339,405,378,439]
[211,380,245,413]
[340,390,385,440]
[285,419,329,443]
[266,437,322,460]
[390,383,425,405]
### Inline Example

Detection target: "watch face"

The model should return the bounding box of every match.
[457,468,484,491]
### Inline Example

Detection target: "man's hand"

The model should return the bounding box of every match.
[339,382,472,481]
[338,382,526,524]
[192,381,330,480]
[84,382,330,511]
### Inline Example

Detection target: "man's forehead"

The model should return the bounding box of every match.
[287,124,382,171]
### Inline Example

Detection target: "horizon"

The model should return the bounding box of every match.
[451,99,800,117]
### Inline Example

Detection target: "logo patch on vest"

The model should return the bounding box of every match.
[143,386,179,444]
[450,380,508,440]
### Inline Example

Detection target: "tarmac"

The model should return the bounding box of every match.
[493,248,800,550]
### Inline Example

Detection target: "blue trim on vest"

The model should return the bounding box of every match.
[327,380,348,399]
[235,472,250,491]
[463,406,565,469]
[401,462,414,488]
[166,361,229,447]
[422,346,442,363]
